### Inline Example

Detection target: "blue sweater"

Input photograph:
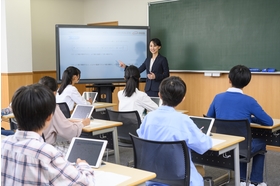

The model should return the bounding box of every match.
[207,91,273,126]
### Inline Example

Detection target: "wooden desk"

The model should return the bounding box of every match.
[1,114,14,120]
[251,118,280,152]
[251,119,280,133]
[93,102,117,112]
[96,162,156,186]
[192,133,244,186]
[176,109,189,114]
[83,119,122,164]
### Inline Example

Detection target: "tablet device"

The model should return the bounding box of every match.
[65,137,108,168]
[150,97,162,106]
[82,92,98,104]
[71,105,95,119]
[189,116,215,136]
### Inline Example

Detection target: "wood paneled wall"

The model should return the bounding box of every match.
[2,71,279,119]
[169,72,280,119]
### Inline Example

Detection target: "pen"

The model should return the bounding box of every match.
[200,126,204,130]
[86,113,89,118]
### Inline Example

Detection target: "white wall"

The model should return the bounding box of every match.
[31,0,85,71]
[1,0,32,73]
[83,0,161,26]
[2,0,162,72]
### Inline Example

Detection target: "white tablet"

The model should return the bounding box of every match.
[150,97,162,106]
[82,92,98,104]
[65,137,108,168]
[189,116,215,136]
[71,105,95,119]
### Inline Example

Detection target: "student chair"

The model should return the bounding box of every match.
[130,133,190,186]
[211,119,267,186]
[57,102,71,118]
[107,109,141,147]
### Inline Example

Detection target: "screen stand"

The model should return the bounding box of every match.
[93,84,115,103]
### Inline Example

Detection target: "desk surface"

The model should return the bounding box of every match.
[1,102,117,120]
[82,119,122,133]
[250,118,280,132]
[211,133,244,151]
[93,102,117,109]
[96,162,156,186]
[176,109,189,114]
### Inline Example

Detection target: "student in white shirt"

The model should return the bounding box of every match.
[56,66,92,111]
[118,65,158,120]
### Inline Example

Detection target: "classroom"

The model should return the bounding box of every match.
[1,0,280,185]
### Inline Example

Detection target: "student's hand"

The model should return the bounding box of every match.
[88,97,93,104]
[119,60,126,68]
[147,72,156,80]
[82,118,90,126]
[76,158,88,164]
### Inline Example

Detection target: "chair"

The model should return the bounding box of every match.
[211,119,267,185]
[129,133,190,186]
[57,102,71,118]
[107,109,141,147]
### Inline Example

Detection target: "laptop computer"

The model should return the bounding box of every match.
[150,97,162,106]
[70,105,95,120]
[82,92,98,104]
[189,116,215,136]
[65,137,108,168]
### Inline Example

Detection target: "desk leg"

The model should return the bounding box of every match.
[112,127,120,164]
[234,144,240,186]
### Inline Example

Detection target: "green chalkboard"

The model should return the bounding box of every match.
[149,0,280,71]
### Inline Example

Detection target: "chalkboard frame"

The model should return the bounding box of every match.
[148,0,280,72]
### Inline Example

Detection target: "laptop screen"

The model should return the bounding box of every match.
[71,105,94,119]
[150,97,162,106]
[65,137,108,168]
[189,116,215,136]
[82,92,98,103]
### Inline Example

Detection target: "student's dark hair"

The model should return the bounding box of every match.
[159,76,186,107]
[228,65,251,88]
[150,38,162,47]
[123,65,140,97]
[11,84,56,131]
[58,66,81,95]
[39,76,58,92]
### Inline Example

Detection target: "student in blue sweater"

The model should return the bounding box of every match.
[207,65,273,186]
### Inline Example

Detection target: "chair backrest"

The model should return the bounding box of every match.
[130,133,190,186]
[57,102,71,118]
[107,110,141,142]
[211,119,251,161]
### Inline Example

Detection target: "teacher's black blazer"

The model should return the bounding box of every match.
[138,53,170,92]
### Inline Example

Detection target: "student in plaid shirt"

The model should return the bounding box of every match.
[1,84,95,185]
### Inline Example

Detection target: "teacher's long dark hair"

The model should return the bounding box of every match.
[58,66,81,95]
[123,65,140,97]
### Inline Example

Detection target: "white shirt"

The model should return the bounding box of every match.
[56,85,91,111]
[118,88,158,120]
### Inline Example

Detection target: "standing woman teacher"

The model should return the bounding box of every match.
[119,38,170,97]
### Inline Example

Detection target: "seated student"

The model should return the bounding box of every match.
[206,65,273,186]
[56,66,92,111]
[39,76,90,155]
[118,65,158,120]
[1,84,94,185]
[1,105,16,136]
[137,76,212,186]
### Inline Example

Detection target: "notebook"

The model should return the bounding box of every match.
[82,92,98,104]
[70,105,94,119]
[150,97,162,106]
[65,137,108,168]
[189,116,215,136]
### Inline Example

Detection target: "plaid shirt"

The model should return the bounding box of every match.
[1,130,95,185]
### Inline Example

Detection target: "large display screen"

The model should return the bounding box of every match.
[56,25,149,84]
